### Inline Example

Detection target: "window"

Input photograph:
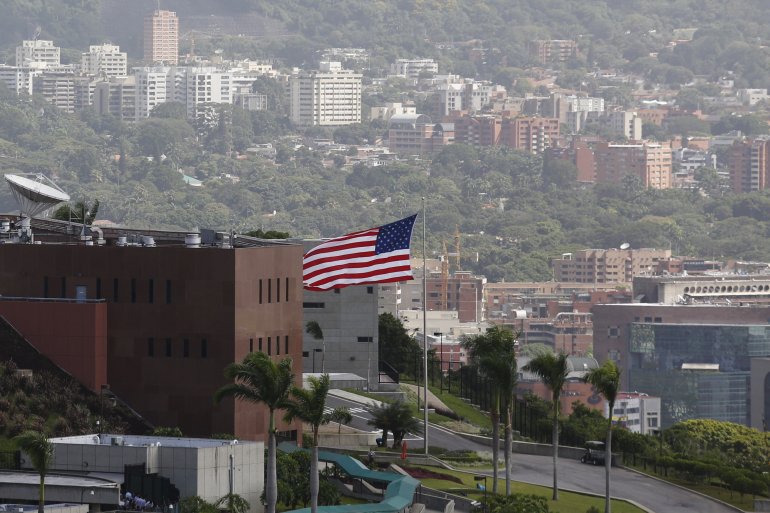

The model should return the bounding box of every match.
[61,277,66,298]
[148,279,155,304]
[357,336,373,343]
[96,278,101,299]
[113,278,119,302]
[285,336,289,354]
[334,289,340,294]
[166,280,172,304]
[276,278,280,302]
[131,278,137,303]
[148,337,155,357]
[268,279,272,303]
[654,317,662,323]
[183,339,189,358]
[285,277,289,302]
[165,338,171,357]
[43,276,48,298]
[259,337,263,352]
[201,339,208,358]
[367,286,374,294]
[267,337,272,355]
[250,338,254,352]
[303,302,325,309]
[259,279,263,304]
[608,327,619,337]
[644,317,652,323]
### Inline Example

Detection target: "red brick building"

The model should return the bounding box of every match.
[0,221,304,442]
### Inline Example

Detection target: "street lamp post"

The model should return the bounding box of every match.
[312,348,322,373]
[434,332,443,392]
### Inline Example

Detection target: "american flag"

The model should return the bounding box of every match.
[303,214,418,291]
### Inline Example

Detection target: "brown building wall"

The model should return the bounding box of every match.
[0,243,303,442]
[0,300,107,392]
[517,381,604,415]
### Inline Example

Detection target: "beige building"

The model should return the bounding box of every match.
[288,62,362,126]
[15,40,60,69]
[552,248,672,284]
[144,10,179,64]
[594,142,672,189]
[528,39,577,65]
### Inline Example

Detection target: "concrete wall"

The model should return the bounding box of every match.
[39,438,264,513]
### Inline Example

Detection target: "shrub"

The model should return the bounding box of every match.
[484,493,549,513]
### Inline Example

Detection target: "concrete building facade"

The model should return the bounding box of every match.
[729,137,770,193]
[594,142,672,189]
[527,39,577,65]
[391,59,438,80]
[606,392,661,435]
[16,40,60,69]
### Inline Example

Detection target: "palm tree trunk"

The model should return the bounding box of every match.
[605,415,613,513]
[491,409,499,494]
[38,472,45,513]
[266,411,277,513]
[504,405,512,495]
[310,444,319,513]
[552,399,559,501]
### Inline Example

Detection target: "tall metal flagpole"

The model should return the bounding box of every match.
[422,197,429,454]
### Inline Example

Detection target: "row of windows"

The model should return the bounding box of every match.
[44,277,172,304]
[44,276,292,304]
[148,337,206,358]
[248,336,290,356]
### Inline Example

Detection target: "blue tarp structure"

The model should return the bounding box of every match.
[278,442,420,513]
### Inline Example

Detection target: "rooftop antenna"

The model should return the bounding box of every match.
[4,173,70,243]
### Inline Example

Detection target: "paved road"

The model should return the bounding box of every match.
[326,395,738,513]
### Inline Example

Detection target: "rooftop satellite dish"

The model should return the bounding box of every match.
[5,173,70,242]
[620,242,630,250]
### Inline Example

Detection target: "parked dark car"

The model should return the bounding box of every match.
[580,440,606,465]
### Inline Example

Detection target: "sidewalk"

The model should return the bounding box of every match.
[329,388,386,407]
[401,384,450,411]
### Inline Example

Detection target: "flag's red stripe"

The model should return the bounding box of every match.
[305,272,413,291]
[303,254,411,281]
[303,246,376,269]
[303,230,379,258]
[305,264,413,289]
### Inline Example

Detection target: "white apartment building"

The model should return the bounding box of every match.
[82,44,127,77]
[0,66,36,95]
[737,88,769,106]
[605,392,661,435]
[288,62,362,126]
[16,40,61,69]
[435,83,465,116]
[134,67,170,118]
[391,58,438,80]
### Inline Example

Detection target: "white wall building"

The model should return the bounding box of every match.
[370,102,417,122]
[737,88,769,106]
[608,111,643,140]
[134,67,170,118]
[288,62,362,126]
[605,392,661,434]
[391,58,438,80]
[82,44,127,77]
[16,40,60,69]
[0,66,36,95]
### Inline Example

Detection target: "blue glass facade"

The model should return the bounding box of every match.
[628,323,770,427]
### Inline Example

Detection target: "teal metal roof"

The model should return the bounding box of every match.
[278,443,420,513]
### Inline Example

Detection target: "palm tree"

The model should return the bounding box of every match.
[522,352,569,501]
[367,400,421,449]
[214,352,294,513]
[14,430,54,513]
[283,374,332,513]
[329,407,353,443]
[463,326,517,495]
[305,321,325,373]
[583,360,621,513]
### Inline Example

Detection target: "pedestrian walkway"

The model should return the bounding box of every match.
[401,384,450,411]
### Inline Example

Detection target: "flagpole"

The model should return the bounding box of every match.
[422,196,429,455]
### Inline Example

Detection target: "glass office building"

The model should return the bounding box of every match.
[628,323,770,427]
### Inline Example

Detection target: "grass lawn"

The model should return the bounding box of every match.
[429,386,492,430]
[410,465,645,513]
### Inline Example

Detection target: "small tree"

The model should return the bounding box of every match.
[583,361,621,513]
[367,400,421,449]
[329,407,353,443]
[523,352,569,501]
[283,375,332,513]
[15,430,54,513]
[305,321,325,373]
